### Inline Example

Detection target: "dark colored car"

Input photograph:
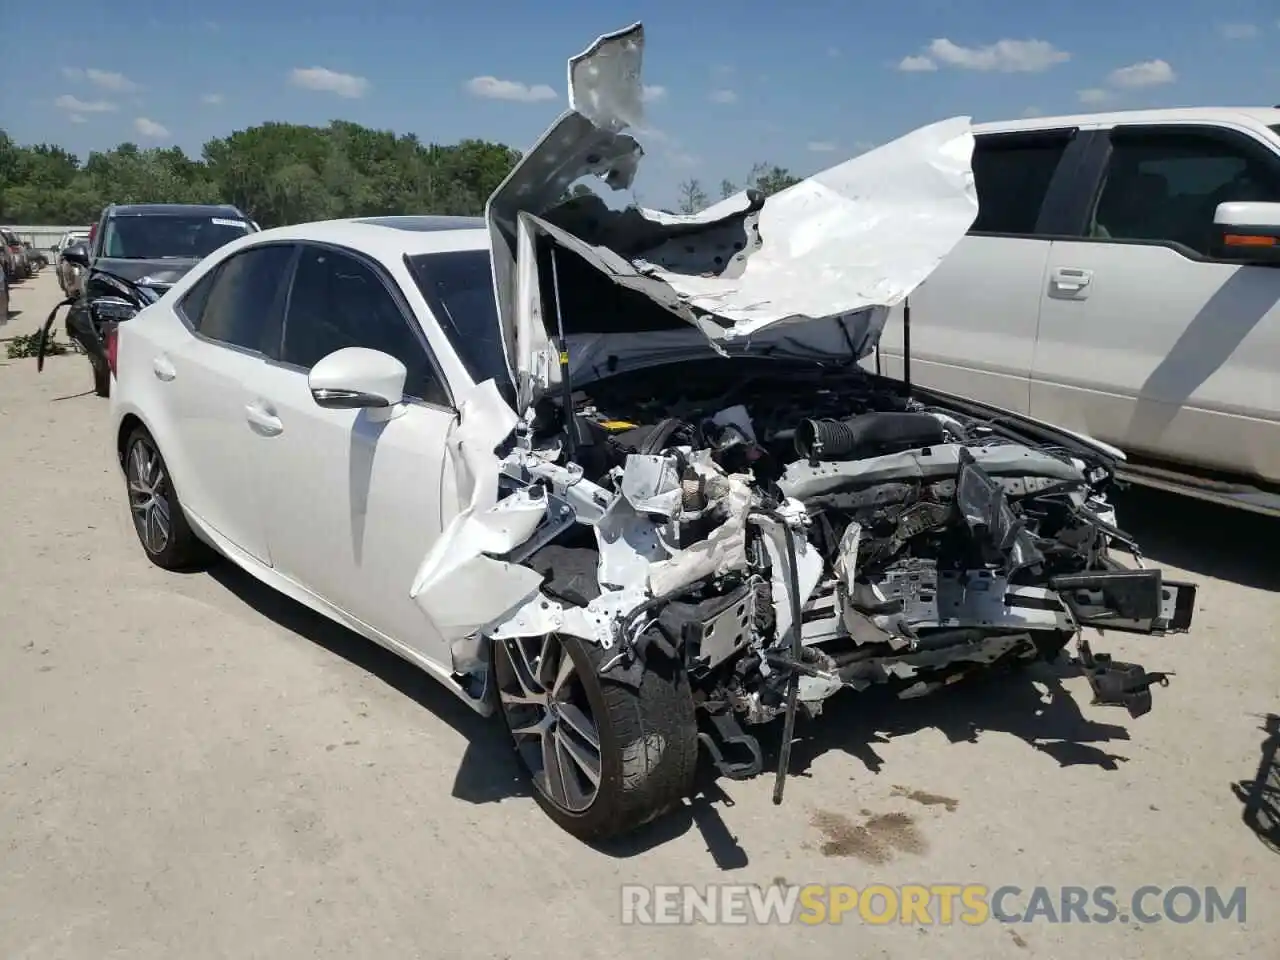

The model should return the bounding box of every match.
[2,228,30,281]
[86,203,260,294]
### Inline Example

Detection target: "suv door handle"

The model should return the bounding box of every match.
[1049,266,1093,297]
[245,400,283,436]
[153,356,176,381]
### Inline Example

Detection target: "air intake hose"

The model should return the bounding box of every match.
[794,411,946,462]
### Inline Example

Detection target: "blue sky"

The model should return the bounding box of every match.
[3,0,1279,207]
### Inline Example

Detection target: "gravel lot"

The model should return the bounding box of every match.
[2,270,1277,959]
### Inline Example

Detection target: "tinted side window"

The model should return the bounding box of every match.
[178,266,219,327]
[1089,127,1280,256]
[970,134,1071,235]
[198,245,295,352]
[282,247,448,405]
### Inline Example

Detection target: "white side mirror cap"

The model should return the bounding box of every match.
[308,347,407,410]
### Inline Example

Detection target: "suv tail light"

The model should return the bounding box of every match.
[87,223,97,246]
[104,325,119,376]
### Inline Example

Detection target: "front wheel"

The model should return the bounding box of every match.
[494,632,699,843]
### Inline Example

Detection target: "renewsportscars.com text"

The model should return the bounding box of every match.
[620,883,1248,926]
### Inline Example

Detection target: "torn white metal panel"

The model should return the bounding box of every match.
[636,116,979,338]
[567,21,647,133]
[485,20,979,412]
[647,473,756,597]
[410,379,546,642]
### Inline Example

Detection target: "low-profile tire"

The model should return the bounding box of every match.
[494,631,699,843]
[123,425,211,570]
[91,357,110,397]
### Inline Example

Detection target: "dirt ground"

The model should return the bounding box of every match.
[1,270,1277,959]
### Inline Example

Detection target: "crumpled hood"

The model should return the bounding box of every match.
[484,21,980,413]
[92,256,201,292]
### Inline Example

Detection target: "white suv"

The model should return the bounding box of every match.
[871,107,1280,517]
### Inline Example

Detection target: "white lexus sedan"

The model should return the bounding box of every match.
[107,23,1195,843]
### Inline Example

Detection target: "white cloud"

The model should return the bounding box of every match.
[62,66,141,92]
[1107,59,1176,88]
[464,76,557,102]
[86,68,141,92]
[709,88,737,104]
[897,55,938,72]
[201,93,224,105]
[1077,88,1113,104]
[54,94,117,113]
[1021,106,1044,117]
[289,66,370,99]
[1218,22,1259,40]
[925,37,1070,72]
[641,84,667,103]
[807,141,838,152]
[134,117,170,139]
[68,114,87,124]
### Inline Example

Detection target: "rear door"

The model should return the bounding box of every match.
[873,129,1080,414]
[162,242,299,564]
[1032,123,1280,483]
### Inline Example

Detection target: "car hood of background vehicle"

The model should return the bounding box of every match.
[91,257,200,290]
[484,21,981,413]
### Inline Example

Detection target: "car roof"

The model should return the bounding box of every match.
[975,106,1280,135]
[238,215,490,259]
[105,203,247,217]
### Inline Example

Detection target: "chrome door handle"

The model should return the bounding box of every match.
[244,401,283,436]
[1049,266,1093,300]
[153,356,176,381]
[1050,266,1093,290]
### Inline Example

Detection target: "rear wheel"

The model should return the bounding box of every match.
[494,631,698,843]
[124,426,211,570]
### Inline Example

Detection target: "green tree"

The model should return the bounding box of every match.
[677,179,709,214]
[746,162,801,196]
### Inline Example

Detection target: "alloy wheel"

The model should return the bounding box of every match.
[495,634,603,814]
[127,437,171,556]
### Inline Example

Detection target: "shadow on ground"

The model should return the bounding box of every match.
[204,558,1143,867]
[1232,713,1280,854]
[1112,486,1280,591]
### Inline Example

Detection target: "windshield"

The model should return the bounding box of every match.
[404,249,515,403]
[101,214,251,260]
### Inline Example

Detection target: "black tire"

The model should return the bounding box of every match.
[91,357,110,397]
[494,632,699,843]
[123,425,212,570]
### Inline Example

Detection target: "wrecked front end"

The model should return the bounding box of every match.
[410,23,1196,831]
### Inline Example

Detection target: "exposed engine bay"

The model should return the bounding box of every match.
[405,21,1197,809]
[425,356,1195,796]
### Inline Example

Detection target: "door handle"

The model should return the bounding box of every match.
[152,356,176,381]
[244,400,283,436]
[1049,266,1093,296]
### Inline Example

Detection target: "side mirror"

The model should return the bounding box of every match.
[1213,201,1280,265]
[308,347,406,413]
[62,242,91,269]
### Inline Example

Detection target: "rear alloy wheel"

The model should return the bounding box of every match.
[494,631,699,842]
[124,426,210,570]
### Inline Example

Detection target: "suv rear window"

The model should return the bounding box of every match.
[969,133,1072,236]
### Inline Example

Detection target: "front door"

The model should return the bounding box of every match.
[252,243,459,667]
[872,130,1076,414]
[1031,124,1280,482]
